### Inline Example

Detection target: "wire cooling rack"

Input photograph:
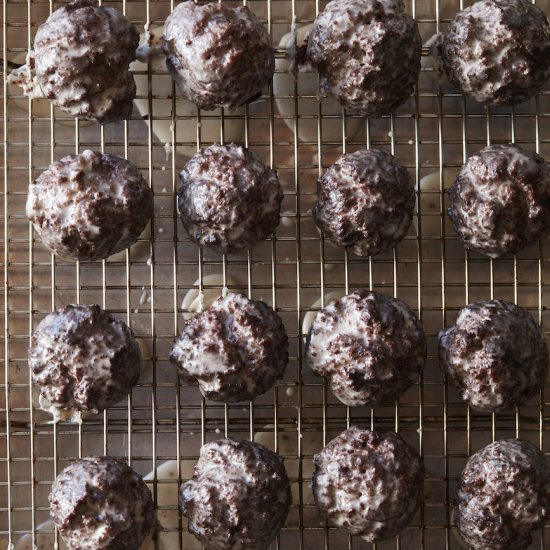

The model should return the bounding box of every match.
[2,0,550,548]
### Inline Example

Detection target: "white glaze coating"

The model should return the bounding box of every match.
[16,460,198,550]
[180,273,239,320]
[305,291,426,407]
[439,300,548,412]
[313,149,415,257]
[306,0,421,117]
[456,439,550,550]
[26,150,153,261]
[441,0,550,106]
[448,144,550,258]
[313,427,423,542]
[31,0,139,123]
[49,456,155,550]
[29,304,142,418]
[170,292,288,402]
[178,143,282,253]
[180,439,291,549]
[7,51,43,99]
[163,1,274,110]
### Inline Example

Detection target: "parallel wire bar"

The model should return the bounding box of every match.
[434,1,450,545]
[26,0,36,545]
[3,0,11,543]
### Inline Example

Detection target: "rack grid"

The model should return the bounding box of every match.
[1,0,550,548]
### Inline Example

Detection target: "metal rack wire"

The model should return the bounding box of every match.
[1,0,550,548]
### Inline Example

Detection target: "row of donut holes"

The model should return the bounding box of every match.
[11,21,457,158]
